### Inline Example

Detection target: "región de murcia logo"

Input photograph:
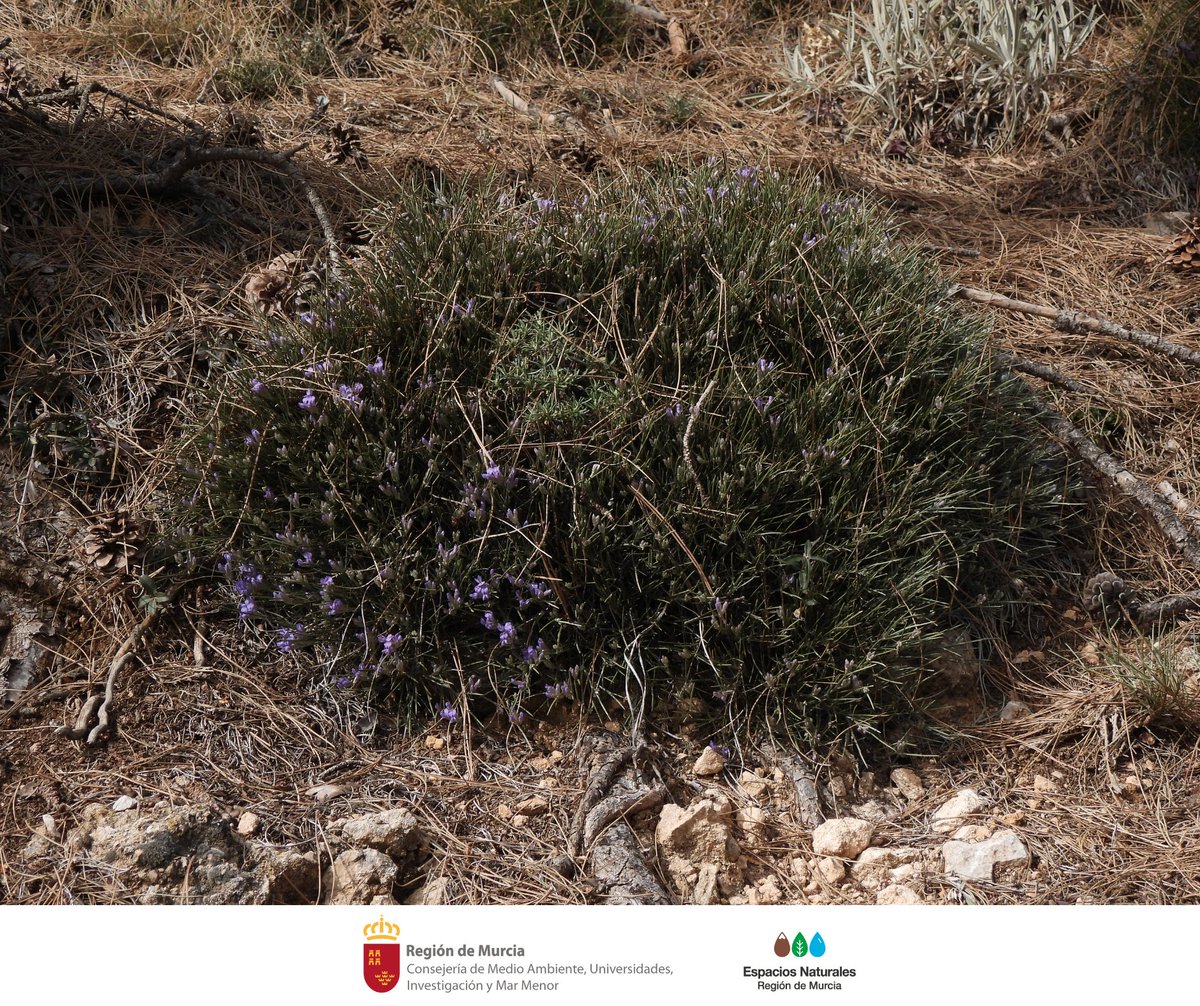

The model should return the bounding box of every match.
[363,916,401,993]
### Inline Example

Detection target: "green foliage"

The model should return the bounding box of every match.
[660,92,702,130]
[1096,638,1200,730]
[784,0,1103,149]
[167,165,1079,745]
[1109,0,1200,165]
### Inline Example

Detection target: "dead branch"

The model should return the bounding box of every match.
[23,81,207,136]
[47,143,342,282]
[996,350,1092,395]
[490,77,557,128]
[953,284,1200,367]
[667,19,689,64]
[1028,397,1200,572]
[55,597,169,745]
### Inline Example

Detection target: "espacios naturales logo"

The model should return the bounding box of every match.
[773,932,826,958]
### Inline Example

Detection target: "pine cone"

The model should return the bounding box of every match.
[1082,571,1137,620]
[324,122,368,168]
[1165,219,1200,273]
[81,510,142,574]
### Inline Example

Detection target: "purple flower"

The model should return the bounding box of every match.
[753,395,774,415]
[522,639,546,664]
[298,390,317,412]
[713,596,729,617]
[439,704,458,723]
[527,581,549,599]
[238,597,256,618]
[482,464,502,482]
[509,677,528,691]
[320,574,334,588]
[481,611,497,631]
[299,311,317,326]
[756,358,776,373]
[297,551,313,567]
[497,621,516,646]
[276,625,303,652]
[250,379,265,394]
[378,632,403,656]
[244,428,261,446]
[470,577,490,602]
[450,297,476,319]
[368,356,386,375]
[664,402,683,421]
[544,681,570,700]
[326,598,344,616]
[338,382,364,409]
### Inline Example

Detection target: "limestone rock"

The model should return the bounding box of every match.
[890,768,924,800]
[514,796,550,817]
[812,817,874,858]
[877,884,921,905]
[931,789,987,833]
[999,700,1031,722]
[112,795,138,812]
[338,808,421,860]
[942,829,1028,882]
[850,845,922,878]
[262,849,320,905]
[237,812,261,837]
[405,877,450,906]
[952,825,992,842]
[324,848,398,905]
[656,799,742,901]
[816,857,846,885]
[693,746,726,777]
[736,807,771,846]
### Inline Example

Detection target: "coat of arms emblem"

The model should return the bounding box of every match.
[363,915,401,993]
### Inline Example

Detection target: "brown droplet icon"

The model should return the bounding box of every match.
[773,933,791,957]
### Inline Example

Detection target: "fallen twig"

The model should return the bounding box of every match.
[55,596,171,745]
[953,284,1200,367]
[490,77,557,129]
[48,143,342,282]
[1029,397,1200,572]
[996,351,1092,395]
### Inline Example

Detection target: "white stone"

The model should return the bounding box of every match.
[237,812,261,837]
[952,824,991,842]
[851,846,922,877]
[339,808,421,858]
[737,807,771,846]
[816,857,846,885]
[999,700,1032,722]
[890,768,924,800]
[112,796,138,812]
[931,789,987,833]
[877,884,921,905]
[405,878,450,905]
[812,817,874,858]
[514,796,550,816]
[324,848,398,905]
[693,747,726,776]
[942,829,1028,882]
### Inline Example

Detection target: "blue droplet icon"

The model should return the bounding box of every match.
[809,933,826,957]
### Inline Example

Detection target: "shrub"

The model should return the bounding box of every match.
[1096,638,1200,730]
[1108,0,1200,167]
[167,165,1078,746]
[783,0,1103,149]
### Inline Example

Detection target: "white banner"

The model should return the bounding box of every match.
[0,905,1191,1003]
